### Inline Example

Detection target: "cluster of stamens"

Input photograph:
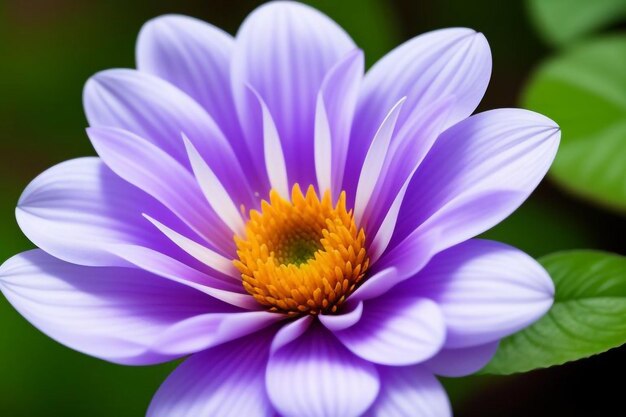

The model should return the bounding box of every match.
[234,185,369,315]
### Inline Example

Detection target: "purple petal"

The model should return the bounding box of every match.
[365,367,451,417]
[232,1,355,187]
[352,230,438,301]
[319,301,363,332]
[315,50,364,198]
[109,244,258,310]
[397,239,554,348]
[349,268,401,302]
[182,135,246,236]
[354,97,406,225]
[247,86,290,199]
[266,323,380,417]
[16,157,191,267]
[148,331,275,417]
[83,69,255,208]
[88,126,234,253]
[331,296,445,366]
[153,311,282,357]
[366,95,456,258]
[144,214,239,279]
[345,28,490,195]
[425,342,499,377]
[270,315,313,354]
[391,109,560,255]
[0,250,247,365]
[136,15,247,156]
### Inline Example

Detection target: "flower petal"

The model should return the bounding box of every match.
[352,231,438,301]
[424,342,499,377]
[266,323,380,417]
[316,49,364,197]
[136,15,243,147]
[0,250,242,365]
[397,239,554,348]
[152,311,282,357]
[366,95,456,259]
[83,69,254,207]
[365,367,451,417]
[314,93,333,195]
[232,1,355,187]
[109,244,258,310]
[16,157,189,267]
[247,87,290,199]
[270,315,314,354]
[332,296,445,366]
[148,331,274,417]
[318,301,363,332]
[87,126,234,252]
[345,27,491,194]
[354,97,406,224]
[183,134,246,236]
[143,214,238,279]
[392,109,560,255]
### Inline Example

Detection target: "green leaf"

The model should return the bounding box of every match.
[482,250,626,375]
[527,0,626,46]
[522,35,626,213]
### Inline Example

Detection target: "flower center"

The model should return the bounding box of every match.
[234,185,369,315]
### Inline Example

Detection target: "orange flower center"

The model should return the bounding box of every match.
[234,185,369,315]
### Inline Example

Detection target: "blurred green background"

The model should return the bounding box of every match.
[0,0,624,416]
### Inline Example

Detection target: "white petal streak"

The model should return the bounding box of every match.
[266,324,380,417]
[247,85,290,199]
[319,301,363,332]
[367,91,454,264]
[369,174,412,264]
[270,315,313,354]
[109,244,257,310]
[319,49,364,197]
[314,94,332,195]
[183,134,245,236]
[354,97,406,224]
[143,214,239,279]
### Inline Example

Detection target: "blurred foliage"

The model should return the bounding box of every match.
[307,0,401,67]
[480,192,597,258]
[527,0,626,46]
[522,35,626,213]
[483,250,626,375]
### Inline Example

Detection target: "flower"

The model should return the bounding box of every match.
[0,1,560,416]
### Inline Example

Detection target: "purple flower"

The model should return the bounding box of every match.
[0,2,560,416]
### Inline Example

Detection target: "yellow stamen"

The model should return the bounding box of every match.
[234,185,369,315]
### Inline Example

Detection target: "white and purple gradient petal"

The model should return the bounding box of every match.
[83,69,256,209]
[266,323,380,417]
[0,250,277,365]
[389,109,560,258]
[372,108,560,290]
[366,367,452,417]
[231,1,355,188]
[16,158,196,268]
[395,239,555,348]
[329,296,446,366]
[148,331,275,417]
[344,27,491,196]
[425,342,500,377]
[88,126,235,253]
